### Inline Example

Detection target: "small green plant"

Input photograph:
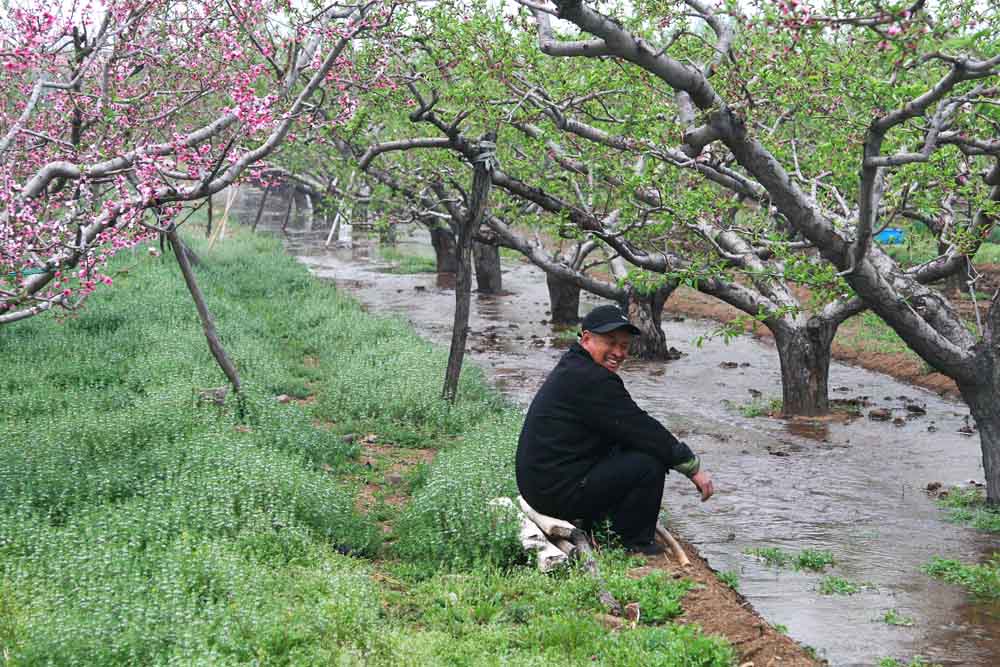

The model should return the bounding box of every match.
[606,571,695,624]
[773,623,788,635]
[924,555,1000,600]
[818,575,863,595]
[794,549,836,572]
[745,546,792,568]
[735,396,783,418]
[746,547,834,571]
[878,657,942,667]
[881,609,915,626]
[717,570,740,591]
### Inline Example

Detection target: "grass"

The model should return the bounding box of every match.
[377,245,438,274]
[974,242,1000,264]
[0,227,736,665]
[935,486,1000,532]
[499,246,529,263]
[842,311,913,356]
[881,226,1000,267]
[924,555,1000,600]
[745,547,835,572]
[717,570,740,591]
[880,609,915,626]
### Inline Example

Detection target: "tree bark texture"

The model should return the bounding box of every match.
[546,272,582,326]
[773,321,836,417]
[429,224,459,274]
[251,186,271,233]
[206,194,213,238]
[167,230,242,395]
[961,383,1000,505]
[442,135,494,402]
[625,286,674,360]
[473,241,502,293]
[280,189,294,233]
[959,299,1000,503]
[294,189,313,231]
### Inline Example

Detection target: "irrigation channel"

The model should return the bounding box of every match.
[228,188,998,667]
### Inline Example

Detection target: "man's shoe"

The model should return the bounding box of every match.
[625,541,666,556]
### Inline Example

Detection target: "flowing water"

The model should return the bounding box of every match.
[233,190,998,666]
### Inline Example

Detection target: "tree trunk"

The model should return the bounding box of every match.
[206,195,213,238]
[280,189,294,234]
[624,287,673,360]
[942,257,972,295]
[962,387,1000,505]
[166,230,241,395]
[546,272,581,326]
[772,320,836,417]
[442,135,494,401]
[959,330,1000,504]
[430,224,459,274]
[294,189,313,231]
[473,241,502,293]
[251,186,270,233]
[379,222,397,245]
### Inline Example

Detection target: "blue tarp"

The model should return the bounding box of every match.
[874,227,906,244]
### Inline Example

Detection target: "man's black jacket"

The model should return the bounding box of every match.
[516,342,696,505]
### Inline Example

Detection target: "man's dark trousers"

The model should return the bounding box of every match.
[530,449,666,547]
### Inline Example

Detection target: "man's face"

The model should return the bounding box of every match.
[580,328,632,373]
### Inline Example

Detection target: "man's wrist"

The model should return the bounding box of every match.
[673,455,700,478]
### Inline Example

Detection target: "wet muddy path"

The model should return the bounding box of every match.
[241,198,997,666]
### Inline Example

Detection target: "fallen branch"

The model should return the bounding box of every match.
[517,496,622,616]
[490,497,568,572]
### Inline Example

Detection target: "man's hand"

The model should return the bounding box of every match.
[690,470,714,502]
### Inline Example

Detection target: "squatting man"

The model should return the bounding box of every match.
[516,305,714,556]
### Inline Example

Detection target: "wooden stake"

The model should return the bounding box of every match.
[655,523,691,567]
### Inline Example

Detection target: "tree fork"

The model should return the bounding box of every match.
[167,229,242,397]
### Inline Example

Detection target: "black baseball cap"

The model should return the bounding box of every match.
[580,305,640,335]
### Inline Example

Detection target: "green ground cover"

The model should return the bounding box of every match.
[924,556,1000,601]
[376,246,438,274]
[0,230,734,665]
[936,486,1000,533]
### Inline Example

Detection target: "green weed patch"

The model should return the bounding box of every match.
[924,555,1000,600]
[936,486,1000,533]
[745,546,835,572]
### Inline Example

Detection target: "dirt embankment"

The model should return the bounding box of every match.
[662,277,1000,400]
[635,540,821,666]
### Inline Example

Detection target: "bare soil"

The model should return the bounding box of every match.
[632,538,822,666]
[353,436,436,520]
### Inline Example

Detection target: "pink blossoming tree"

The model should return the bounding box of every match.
[0,0,394,327]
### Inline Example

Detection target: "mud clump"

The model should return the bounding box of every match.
[868,408,892,421]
